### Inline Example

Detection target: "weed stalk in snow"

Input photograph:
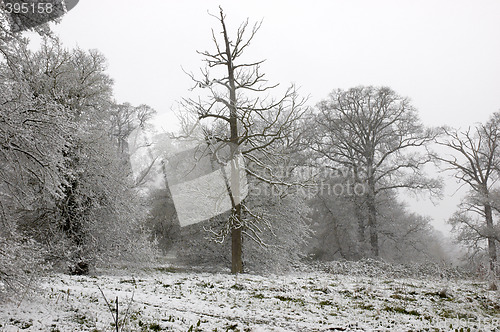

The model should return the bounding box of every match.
[97,284,134,332]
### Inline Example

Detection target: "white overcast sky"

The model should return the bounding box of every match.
[28,0,500,235]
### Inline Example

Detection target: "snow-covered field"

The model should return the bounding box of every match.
[1,265,500,331]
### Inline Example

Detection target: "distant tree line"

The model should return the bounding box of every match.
[164,8,500,277]
[161,9,451,274]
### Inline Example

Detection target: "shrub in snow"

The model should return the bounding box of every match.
[0,223,49,297]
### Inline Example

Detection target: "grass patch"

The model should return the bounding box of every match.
[424,290,452,299]
[252,293,265,299]
[197,281,215,288]
[275,295,304,305]
[148,322,162,331]
[357,303,375,310]
[338,290,353,297]
[383,305,420,316]
[440,310,474,321]
[231,283,245,291]
[390,294,417,301]
[119,278,139,284]
[153,266,186,273]
[9,318,33,329]
[313,287,330,294]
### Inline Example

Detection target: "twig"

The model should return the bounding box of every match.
[97,284,135,332]
[115,296,119,332]
[97,285,119,332]
[119,289,135,332]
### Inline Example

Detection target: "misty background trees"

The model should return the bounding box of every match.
[1,6,500,295]
[434,113,500,277]
[308,86,441,258]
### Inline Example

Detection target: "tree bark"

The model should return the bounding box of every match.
[351,167,366,257]
[367,198,378,257]
[221,10,243,273]
[484,203,497,275]
[367,178,379,257]
[231,222,243,273]
[353,196,366,256]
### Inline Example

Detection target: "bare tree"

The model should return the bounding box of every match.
[180,7,307,273]
[109,102,156,155]
[311,86,440,257]
[434,113,500,276]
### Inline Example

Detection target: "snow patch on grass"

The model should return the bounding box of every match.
[1,267,499,331]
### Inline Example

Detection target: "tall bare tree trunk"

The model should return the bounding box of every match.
[221,11,243,273]
[367,200,378,257]
[367,178,379,257]
[231,223,243,272]
[485,203,497,275]
[352,168,366,254]
[353,196,366,257]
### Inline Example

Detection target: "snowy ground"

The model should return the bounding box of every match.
[1,266,500,331]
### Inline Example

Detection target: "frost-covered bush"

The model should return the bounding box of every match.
[53,136,159,272]
[0,35,158,279]
[0,222,49,297]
